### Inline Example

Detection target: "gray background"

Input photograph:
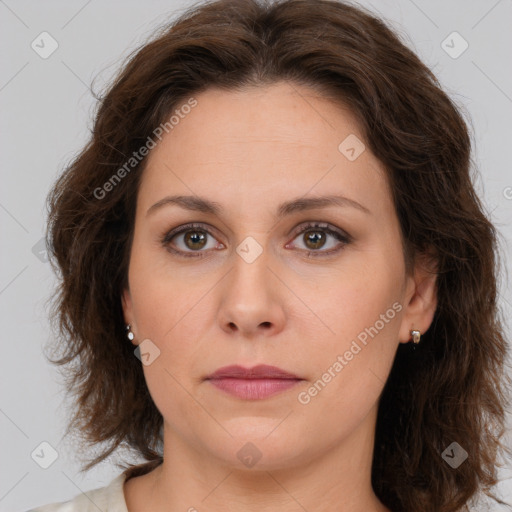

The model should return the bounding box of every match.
[1,0,511,510]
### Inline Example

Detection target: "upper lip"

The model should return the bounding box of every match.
[206,364,301,380]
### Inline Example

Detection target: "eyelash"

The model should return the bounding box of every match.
[161,222,352,259]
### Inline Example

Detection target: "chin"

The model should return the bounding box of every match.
[201,426,311,471]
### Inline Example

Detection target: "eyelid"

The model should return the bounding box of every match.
[288,221,352,242]
[161,222,223,245]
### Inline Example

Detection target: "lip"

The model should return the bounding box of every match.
[207,364,300,380]
[205,365,303,400]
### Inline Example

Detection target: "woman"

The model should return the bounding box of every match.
[31,0,510,511]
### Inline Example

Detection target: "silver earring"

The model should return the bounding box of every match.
[410,329,421,344]
[126,324,134,341]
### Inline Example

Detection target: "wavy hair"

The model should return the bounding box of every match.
[45,0,511,510]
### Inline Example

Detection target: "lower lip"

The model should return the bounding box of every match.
[207,378,301,400]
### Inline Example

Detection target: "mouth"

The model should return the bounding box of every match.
[205,364,303,400]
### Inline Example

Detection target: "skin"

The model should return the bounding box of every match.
[121,81,437,512]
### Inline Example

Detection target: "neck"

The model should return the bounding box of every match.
[126,404,390,512]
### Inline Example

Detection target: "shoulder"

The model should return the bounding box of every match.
[27,473,127,512]
[27,460,162,512]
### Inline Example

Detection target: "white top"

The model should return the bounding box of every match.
[28,473,128,512]
[27,460,161,512]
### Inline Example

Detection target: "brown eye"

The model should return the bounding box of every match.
[162,223,224,258]
[183,230,208,250]
[162,222,350,259]
[303,229,327,250]
[288,222,351,257]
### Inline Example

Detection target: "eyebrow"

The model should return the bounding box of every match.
[146,193,371,218]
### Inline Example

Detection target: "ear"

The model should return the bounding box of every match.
[398,251,438,344]
[121,287,138,346]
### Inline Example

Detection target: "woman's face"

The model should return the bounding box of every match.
[122,81,437,470]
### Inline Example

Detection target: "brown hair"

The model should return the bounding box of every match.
[45,0,511,510]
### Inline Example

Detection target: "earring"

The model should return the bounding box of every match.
[126,324,134,341]
[410,329,421,344]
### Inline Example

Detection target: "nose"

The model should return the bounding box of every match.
[216,248,286,339]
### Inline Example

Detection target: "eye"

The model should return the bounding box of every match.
[161,221,351,259]
[286,222,351,258]
[161,223,224,258]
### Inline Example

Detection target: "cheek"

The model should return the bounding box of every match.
[293,308,400,444]
[299,248,402,345]
[128,238,196,336]
[295,252,402,407]
[127,242,216,381]
[128,260,210,434]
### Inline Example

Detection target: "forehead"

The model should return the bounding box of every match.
[138,81,390,217]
